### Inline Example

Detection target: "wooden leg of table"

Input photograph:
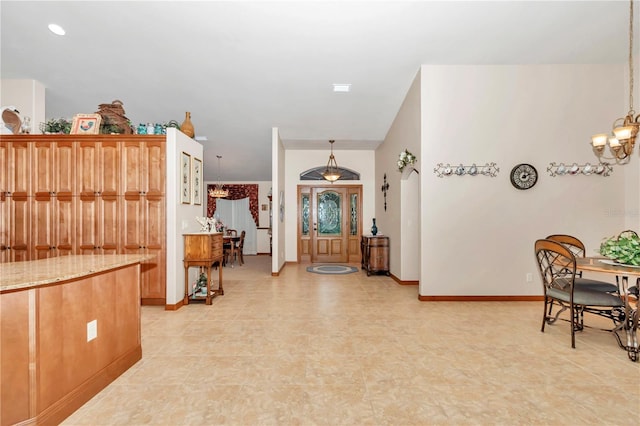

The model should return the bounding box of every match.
[206,266,212,305]
[218,261,224,295]
[183,264,190,305]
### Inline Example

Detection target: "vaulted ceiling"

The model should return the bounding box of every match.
[1,1,633,180]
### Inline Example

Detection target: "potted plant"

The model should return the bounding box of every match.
[41,118,72,134]
[599,230,640,266]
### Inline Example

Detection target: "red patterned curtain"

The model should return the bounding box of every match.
[206,184,259,226]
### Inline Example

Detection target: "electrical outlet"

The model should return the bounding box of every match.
[526,273,534,283]
[87,320,97,342]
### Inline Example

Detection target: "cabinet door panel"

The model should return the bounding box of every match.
[77,194,100,254]
[32,141,54,198]
[77,141,99,196]
[10,196,30,261]
[55,141,75,196]
[32,194,53,259]
[0,194,9,263]
[121,194,143,252]
[55,194,75,256]
[101,195,119,254]
[141,248,165,301]
[121,142,143,196]
[0,142,8,196]
[101,141,120,196]
[10,142,30,196]
[145,141,165,196]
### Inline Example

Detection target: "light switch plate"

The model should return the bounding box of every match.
[87,319,97,342]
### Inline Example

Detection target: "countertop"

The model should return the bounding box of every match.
[0,254,155,292]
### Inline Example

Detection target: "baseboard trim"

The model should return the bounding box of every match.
[390,274,418,285]
[35,345,142,426]
[418,295,544,302]
[164,299,184,311]
[141,297,165,306]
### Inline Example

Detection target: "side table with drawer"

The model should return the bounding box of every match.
[361,235,390,276]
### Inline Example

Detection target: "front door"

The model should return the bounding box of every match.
[298,185,362,263]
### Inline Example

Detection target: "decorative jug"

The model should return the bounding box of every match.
[181,112,195,138]
[371,218,378,236]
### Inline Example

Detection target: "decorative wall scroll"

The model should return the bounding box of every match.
[546,162,613,177]
[381,173,390,211]
[433,162,499,178]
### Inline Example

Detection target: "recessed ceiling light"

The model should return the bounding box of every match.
[333,84,351,93]
[48,23,66,36]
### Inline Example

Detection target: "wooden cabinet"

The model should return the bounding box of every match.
[32,141,76,259]
[0,143,6,262]
[361,235,390,276]
[183,233,224,305]
[0,135,167,305]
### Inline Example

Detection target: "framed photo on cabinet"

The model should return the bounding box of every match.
[192,157,202,205]
[181,152,191,204]
[70,113,102,134]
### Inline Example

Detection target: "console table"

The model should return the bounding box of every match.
[183,232,224,305]
[361,235,390,276]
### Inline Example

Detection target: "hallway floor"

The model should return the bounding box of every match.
[63,256,639,425]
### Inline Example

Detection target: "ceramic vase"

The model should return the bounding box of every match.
[181,111,195,138]
[371,218,378,236]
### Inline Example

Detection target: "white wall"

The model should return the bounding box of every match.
[418,64,630,296]
[284,148,376,262]
[377,70,422,280]
[165,128,204,305]
[272,128,286,273]
[0,79,45,134]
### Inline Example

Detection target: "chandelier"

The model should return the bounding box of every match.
[322,139,341,182]
[591,0,638,163]
[208,155,229,198]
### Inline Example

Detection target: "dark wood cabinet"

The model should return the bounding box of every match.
[361,235,390,276]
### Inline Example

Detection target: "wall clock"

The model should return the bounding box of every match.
[510,163,538,190]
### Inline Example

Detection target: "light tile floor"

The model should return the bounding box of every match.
[63,256,639,425]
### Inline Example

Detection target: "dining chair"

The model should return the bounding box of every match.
[222,229,236,266]
[545,234,620,293]
[236,230,245,265]
[534,239,624,348]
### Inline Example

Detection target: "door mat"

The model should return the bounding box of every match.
[306,265,359,275]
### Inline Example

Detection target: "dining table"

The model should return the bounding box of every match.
[223,235,241,267]
[577,257,639,362]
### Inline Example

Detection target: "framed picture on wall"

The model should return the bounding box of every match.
[70,113,102,134]
[192,157,202,205]
[181,152,191,204]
